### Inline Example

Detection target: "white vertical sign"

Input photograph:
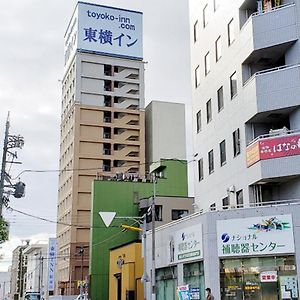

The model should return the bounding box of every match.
[47,238,57,291]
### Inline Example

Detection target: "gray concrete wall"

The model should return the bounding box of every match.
[145,101,187,165]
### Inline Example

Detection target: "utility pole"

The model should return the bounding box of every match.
[151,173,156,300]
[40,255,44,300]
[0,113,10,217]
[79,246,84,299]
[0,112,25,217]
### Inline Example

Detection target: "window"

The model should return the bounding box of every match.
[193,20,199,42]
[172,209,189,220]
[217,86,224,111]
[146,205,163,222]
[233,128,241,157]
[155,205,163,221]
[203,4,209,27]
[228,18,235,45]
[222,197,229,209]
[196,110,202,133]
[215,36,222,61]
[220,140,226,166]
[206,99,212,123]
[208,149,214,174]
[205,52,210,75]
[230,72,237,98]
[236,190,243,208]
[195,65,200,87]
[210,203,216,211]
[198,158,204,181]
[214,0,220,11]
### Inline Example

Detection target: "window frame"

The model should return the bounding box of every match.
[228,18,235,46]
[171,209,189,221]
[203,4,209,28]
[230,71,237,99]
[217,86,224,112]
[236,189,244,208]
[204,51,211,75]
[208,149,214,174]
[195,65,200,88]
[214,0,220,11]
[198,158,204,181]
[215,36,222,62]
[193,20,199,42]
[206,99,212,123]
[233,128,241,157]
[196,110,202,133]
[222,196,229,209]
[220,140,226,166]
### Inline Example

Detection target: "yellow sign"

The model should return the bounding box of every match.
[77,280,87,288]
[246,141,260,167]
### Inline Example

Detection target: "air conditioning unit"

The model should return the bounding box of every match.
[269,127,288,136]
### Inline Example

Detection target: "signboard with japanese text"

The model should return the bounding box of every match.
[217,215,294,257]
[246,134,300,167]
[246,140,260,167]
[260,271,278,282]
[64,2,143,68]
[47,238,57,291]
[177,285,191,300]
[173,224,203,264]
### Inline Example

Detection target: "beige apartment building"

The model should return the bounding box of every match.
[56,51,145,294]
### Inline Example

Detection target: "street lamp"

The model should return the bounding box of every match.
[98,212,149,300]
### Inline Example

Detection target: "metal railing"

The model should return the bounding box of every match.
[247,128,300,147]
[241,2,295,30]
[243,63,300,87]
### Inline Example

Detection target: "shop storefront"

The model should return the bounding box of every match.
[174,224,204,299]
[220,256,297,299]
[183,262,205,300]
[156,266,177,300]
[217,214,298,300]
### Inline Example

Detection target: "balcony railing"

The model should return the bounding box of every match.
[246,129,300,167]
[241,3,295,30]
[244,64,300,87]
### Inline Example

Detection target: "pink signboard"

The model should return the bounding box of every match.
[247,134,300,167]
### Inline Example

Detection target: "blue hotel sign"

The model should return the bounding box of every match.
[64,2,143,68]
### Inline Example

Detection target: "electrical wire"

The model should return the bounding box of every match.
[6,206,120,229]
[11,157,196,180]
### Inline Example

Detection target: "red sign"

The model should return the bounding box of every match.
[247,134,300,167]
[260,271,278,282]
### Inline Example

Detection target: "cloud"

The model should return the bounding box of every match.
[0,232,54,272]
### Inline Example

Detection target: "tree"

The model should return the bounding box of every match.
[0,217,8,244]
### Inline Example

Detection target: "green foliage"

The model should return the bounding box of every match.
[0,217,8,244]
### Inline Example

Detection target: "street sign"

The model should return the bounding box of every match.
[99,212,116,227]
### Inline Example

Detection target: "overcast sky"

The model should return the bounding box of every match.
[0,0,192,271]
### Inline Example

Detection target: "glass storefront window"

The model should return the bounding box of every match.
[156,267,177,300]
[220,256,298,300]
[184,262,205,300]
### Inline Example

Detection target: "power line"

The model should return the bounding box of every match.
[6,207,121,229]
[11,157,195,180]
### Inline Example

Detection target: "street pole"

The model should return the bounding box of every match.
[142,215,147,300]
[80,246,84,299]
[38,252,41,297]
[0,113,9,217]
[151,174,156,300]
[40,255,44,300]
